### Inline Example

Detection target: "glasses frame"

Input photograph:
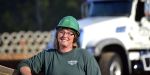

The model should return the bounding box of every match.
[58,29,74,37]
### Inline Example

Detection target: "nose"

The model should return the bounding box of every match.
[62,33,68,37]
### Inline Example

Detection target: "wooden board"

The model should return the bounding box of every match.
[0,65,19,75]
[0,54,34,60]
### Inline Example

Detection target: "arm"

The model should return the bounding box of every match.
[83,51,101,75]
[17,51,45,74]
[20,66,32,75]
[86,56,101,75]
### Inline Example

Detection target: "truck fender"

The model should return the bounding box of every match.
[94,38,132,75]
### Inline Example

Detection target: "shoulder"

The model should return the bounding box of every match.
[77,48,91,54]
[75,48,92,58]
[75,48,86,53]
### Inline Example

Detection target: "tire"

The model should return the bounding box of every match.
[99,52,123,75]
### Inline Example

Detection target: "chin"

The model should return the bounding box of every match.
[60,43,69,47]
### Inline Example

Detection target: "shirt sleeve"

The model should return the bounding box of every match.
[83,50,101,75]
[17,51,45,74]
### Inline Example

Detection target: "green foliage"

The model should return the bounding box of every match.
[0,0,83,33]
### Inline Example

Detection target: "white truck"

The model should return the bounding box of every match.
[46,0,150,75]
[77,0,150,75]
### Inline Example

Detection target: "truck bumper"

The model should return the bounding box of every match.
[131,60,144,74]
[141,54,150,71]
[132,55,150,74]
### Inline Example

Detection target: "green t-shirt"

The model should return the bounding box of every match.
[18,48,101,75]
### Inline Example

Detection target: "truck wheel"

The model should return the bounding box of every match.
[99,52,123,75]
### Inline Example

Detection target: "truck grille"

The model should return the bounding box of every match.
[141,55,150,71]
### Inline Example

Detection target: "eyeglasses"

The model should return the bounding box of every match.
[58,31,74,36]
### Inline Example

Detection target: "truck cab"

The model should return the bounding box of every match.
[78,0,150,75]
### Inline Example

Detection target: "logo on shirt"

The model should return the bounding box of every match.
[67,60,78,66]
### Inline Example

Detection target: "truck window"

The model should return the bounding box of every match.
[86,0,132,17]
[135,0,144,22]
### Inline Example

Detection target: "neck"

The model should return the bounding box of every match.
[59,46,73,53]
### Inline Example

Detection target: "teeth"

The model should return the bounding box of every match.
[61,38,67,40]
[62,39,67,41]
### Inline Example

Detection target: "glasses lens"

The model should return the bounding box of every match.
[59,31,74,36]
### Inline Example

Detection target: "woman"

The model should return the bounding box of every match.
[17,16,101,75]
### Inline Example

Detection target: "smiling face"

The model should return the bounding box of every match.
[57,28,75,50]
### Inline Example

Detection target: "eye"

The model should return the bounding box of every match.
[67,32,74,36]
[58,31,74,36]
